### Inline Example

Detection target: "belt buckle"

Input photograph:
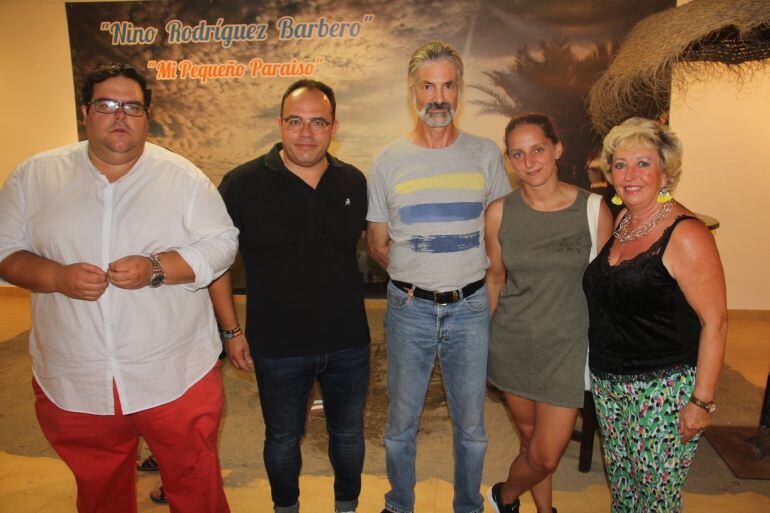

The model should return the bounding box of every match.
[434,289,460,304]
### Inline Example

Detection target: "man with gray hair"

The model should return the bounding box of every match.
[366,41,511,513]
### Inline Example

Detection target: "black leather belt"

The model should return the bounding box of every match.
[391,279,485,304]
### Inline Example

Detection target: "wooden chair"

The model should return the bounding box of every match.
[571,390,598,473]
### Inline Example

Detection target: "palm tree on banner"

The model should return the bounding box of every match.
[470,36,617,188]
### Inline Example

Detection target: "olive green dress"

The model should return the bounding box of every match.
[488,188,592,408]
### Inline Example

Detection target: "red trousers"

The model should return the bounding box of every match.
[33,363,230,513]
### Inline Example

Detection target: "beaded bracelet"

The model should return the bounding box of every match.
[220,326,242,340]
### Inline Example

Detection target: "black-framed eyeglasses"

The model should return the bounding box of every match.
[282,116,332,134]
[89,98,147,117]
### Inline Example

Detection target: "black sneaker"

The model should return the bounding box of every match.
[149,485,168,504]
[136,455,158,472]
[487,482,519,513]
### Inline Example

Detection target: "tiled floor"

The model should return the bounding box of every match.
[1,293,769,512]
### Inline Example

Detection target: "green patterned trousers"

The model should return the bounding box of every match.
[592,367,700,513]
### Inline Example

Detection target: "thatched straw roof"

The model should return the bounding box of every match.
[587,0,770,134]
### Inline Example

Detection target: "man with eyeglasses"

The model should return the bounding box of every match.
[366,41,511,513]
[216,79,370,513]
[0,63,237,513]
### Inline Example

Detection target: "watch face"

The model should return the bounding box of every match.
[148,254,165,288]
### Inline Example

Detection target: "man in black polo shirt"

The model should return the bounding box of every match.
[216,80,370,513]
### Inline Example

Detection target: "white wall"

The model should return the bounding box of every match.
[670,64,770,310]
[1,1,769,309]
[0,2,78,176]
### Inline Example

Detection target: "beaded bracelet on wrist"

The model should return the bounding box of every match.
[219,326,242,340]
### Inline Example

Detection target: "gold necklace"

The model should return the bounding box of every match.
[613,200,675,242]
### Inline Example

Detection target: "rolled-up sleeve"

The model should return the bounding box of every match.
[0,165,34,264]
[176,177,239,291]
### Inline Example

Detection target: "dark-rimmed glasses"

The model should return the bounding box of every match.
[282,116,332,134]
[89,98,147,117]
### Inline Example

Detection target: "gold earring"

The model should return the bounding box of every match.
[657,186,673,203]
[611,194,623,205]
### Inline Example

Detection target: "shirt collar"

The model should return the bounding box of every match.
[265,142,338,177]
[82,141,148,184]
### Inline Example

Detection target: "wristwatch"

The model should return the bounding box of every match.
[148,253,166,288]
[689,394,716,414]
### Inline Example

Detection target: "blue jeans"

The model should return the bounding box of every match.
[254,344,370,513]
[383,281,489,513]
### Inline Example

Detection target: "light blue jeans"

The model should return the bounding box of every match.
[383,281,489,513]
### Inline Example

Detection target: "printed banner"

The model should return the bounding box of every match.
[66,0,674,184]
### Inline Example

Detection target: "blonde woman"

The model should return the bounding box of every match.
[583,117,727,512]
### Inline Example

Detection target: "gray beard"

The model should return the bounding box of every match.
[417,102,454,128]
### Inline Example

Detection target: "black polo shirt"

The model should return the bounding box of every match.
[219,143,370,358]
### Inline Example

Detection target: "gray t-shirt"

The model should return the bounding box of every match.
[367,132,511,291]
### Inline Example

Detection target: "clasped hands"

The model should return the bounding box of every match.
[57,255,153,301]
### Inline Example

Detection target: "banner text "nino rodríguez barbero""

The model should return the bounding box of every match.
[100,15,375,47]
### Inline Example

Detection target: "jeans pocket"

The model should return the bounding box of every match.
[462,288,489,313]
[386,282,413,310]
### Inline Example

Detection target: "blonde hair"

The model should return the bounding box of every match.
[600,117,683,191]
[407,41,464,92]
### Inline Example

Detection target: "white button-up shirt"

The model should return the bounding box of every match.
[0,141,238,414]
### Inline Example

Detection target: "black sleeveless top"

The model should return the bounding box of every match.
[582,215,702,377]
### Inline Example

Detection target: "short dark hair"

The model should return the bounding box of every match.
[280,79,336,120]
[81,63,152,109]
[504,112,560,152]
